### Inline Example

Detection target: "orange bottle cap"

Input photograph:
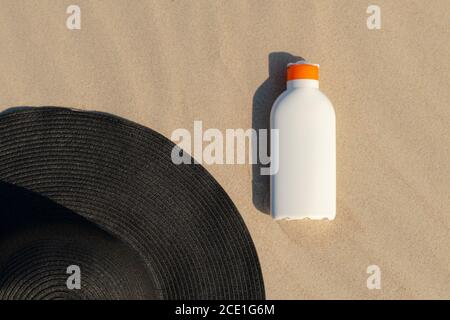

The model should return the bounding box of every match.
[287,61,319,81]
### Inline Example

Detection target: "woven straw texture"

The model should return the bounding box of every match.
[0,107,265,300]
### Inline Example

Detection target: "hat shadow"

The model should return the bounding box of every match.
[0,182,86,234]
[0,182,161,300]
[251,52,304,214]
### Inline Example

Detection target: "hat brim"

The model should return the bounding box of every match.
[0,107,265,300]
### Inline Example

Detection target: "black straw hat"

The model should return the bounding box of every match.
[0,107,265,300]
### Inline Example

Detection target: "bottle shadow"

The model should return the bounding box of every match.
[252,52,304,214]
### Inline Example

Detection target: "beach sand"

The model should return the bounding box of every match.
[0,0,449,299]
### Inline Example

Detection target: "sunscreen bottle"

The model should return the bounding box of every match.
[270,61,336,220]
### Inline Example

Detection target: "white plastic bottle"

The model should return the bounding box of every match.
[270,61,336,220]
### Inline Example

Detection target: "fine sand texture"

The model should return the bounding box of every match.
[0,0,449,299]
